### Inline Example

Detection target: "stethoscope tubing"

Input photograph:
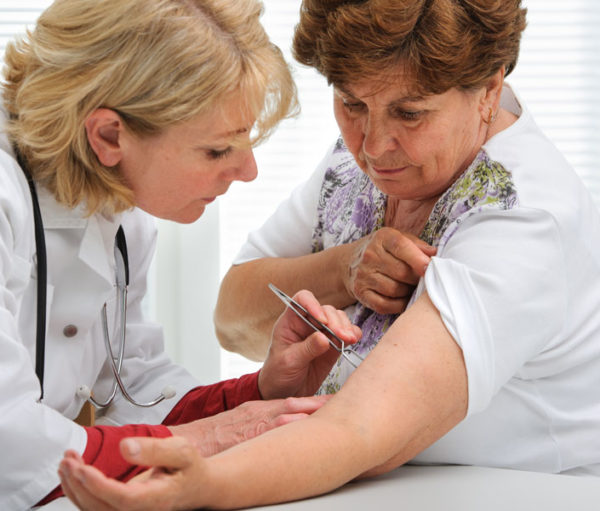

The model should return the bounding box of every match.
[18,150,170,409]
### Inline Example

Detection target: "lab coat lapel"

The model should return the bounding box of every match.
[37,185,115,287]
[78,215,114,286]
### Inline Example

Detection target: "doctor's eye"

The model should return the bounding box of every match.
[206,147,233,160]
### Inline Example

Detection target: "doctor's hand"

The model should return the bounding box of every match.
[166,394,329,457]
[59,437,207,511]
[342,228,436,315]
[258,289,362,400]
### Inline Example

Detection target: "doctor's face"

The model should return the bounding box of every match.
[118,99,258,223]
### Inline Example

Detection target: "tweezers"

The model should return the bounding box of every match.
[268,283,365,369]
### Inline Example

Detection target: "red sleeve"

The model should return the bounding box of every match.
[38,371,261,505]
[162,370,262,425]
[38,423,171,505]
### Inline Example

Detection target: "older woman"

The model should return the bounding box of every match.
[0,0,362,508]
[59,0,600,509]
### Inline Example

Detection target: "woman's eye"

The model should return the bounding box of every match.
[394,109,422,122]
[342,101,366,113]
[207,147,233,160]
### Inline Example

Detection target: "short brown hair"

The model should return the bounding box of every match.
[2,0,296,214]
[293,0,527,94]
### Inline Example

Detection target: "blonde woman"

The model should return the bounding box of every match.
[0,0,360,508]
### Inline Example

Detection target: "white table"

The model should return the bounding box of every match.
[39,465,600,510]
[250,465,600,511]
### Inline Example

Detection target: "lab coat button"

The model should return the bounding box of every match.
[63,324,78,337]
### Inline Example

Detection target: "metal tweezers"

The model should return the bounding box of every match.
[268,283,365,369]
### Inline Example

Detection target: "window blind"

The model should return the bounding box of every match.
[0,1,52,51]
[509,0,600,202]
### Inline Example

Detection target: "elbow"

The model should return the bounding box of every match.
[214,312,242,353]
[213,294,242,353]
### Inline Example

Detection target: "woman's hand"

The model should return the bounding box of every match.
[258,289,361,399]
[343,228,436,315]
[167,395,330,456]
[59,437,205,511]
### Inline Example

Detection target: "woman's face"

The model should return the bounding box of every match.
[333,69,489,201]
[118,99,257,223]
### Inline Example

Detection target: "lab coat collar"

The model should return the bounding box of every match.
[37,185,123,286]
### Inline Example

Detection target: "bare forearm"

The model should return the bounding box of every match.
[214,246,356,360]
[202,293,468,509]
[200,414,374,510]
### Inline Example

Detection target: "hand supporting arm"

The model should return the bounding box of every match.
[59,291,467,510]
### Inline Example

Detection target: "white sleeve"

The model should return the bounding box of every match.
[0,154,87,510]
[232,146,333,264]
[423,208,567,416]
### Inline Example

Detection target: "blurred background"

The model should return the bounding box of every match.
[1,0,599,383]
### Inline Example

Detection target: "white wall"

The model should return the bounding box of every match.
[148,207,222,384]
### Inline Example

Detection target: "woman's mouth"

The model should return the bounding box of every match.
[371,165,409,175]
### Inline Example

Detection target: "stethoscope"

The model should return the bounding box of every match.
[18,152,175,409]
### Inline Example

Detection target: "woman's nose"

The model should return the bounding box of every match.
[241,149,258,182]
[231,149,258,183]
[362,116,399,160]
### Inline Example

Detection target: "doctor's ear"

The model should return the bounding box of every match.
[85,108,125,167]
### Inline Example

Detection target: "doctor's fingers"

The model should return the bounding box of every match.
[235,395,331,420]
[235,397,331,438]
[61,459,181,511]
[120,436,196,470]
[318,304,362,345]
[256,411,315,434]
[290,292,361,344]
[59,459,122,511]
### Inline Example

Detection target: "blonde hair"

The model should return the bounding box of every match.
[2,0,297,214]
[293,0,526,95]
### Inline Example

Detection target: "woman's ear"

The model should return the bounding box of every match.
[85,109,124,167]
[479,66,506,123]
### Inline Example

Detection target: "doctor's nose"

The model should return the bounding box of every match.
[234,149,258,183]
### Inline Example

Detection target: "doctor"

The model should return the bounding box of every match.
[0,0,361,509]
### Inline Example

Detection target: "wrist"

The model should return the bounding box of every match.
[257,364,277,400]
[257,368,266,400]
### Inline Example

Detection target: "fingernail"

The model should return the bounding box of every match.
[122,438,141,458]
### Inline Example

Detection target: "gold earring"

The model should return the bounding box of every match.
[484,107,497,125]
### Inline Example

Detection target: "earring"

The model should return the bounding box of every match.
[484,107,497,125]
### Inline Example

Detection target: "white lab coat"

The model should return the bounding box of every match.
[0,116,199,510]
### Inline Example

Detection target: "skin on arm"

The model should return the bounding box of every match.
[59,291,467,510]
[214,230,434,361]
[167,290,361,456]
